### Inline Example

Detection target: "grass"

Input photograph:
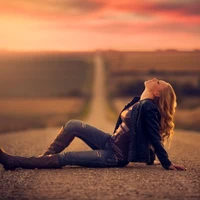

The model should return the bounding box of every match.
[0,97,84,116]
[0,97,86,133]
[0,52,93,98]
[0,52,94,133]
[104,51,200,72]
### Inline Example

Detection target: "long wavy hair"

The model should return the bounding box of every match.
[155,83,177,146]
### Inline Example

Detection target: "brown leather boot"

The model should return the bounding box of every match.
[41,126,74,156]
[0,148,61,170]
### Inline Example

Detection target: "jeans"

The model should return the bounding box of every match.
[58,120,129,168]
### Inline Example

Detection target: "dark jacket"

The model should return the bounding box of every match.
[113,97,172,170]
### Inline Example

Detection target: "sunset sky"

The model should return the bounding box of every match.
[0,0,200,51]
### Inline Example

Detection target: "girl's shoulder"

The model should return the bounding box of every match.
[139,99,159,112]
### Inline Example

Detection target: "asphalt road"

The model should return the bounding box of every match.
[0,55,200,200]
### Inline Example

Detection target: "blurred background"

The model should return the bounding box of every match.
[0,0,199,133]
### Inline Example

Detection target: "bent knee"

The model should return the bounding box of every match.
[64,119,83,132]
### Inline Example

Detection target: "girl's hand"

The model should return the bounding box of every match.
[168,164,187,171]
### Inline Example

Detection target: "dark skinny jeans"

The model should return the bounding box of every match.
[58,120,129,168]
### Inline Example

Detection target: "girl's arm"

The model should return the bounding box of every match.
[144,103,186,170]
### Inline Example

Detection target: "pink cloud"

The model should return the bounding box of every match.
[0,0,199,50]
[1,1,200,20]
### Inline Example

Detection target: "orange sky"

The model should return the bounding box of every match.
[0,0,200,51]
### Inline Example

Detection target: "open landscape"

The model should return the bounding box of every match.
[1,50,199,133]
[0,97,85,133]
[103,50,200,131]
[0,52,94,133]
[1,1,200,199]
[0,55,199,200]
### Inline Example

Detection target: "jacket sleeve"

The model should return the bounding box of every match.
[144,104,172,169]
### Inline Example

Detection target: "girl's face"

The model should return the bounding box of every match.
[144,78,168,97]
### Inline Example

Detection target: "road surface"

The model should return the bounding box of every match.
[0,55,200,200]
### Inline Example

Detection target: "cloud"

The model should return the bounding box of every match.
[110,1,200,18]
[1,0,200,21]
[0,0,105,16]
[0,0,199,50]
[145,1,200,16]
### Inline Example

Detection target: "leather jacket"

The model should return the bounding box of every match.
[113,97,172,170]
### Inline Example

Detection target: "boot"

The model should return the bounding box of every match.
[0,148,61,170]
[41,126,74,156]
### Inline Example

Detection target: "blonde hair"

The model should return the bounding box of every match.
[155,83,177,146]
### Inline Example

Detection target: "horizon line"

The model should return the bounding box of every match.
[1,48,200,54]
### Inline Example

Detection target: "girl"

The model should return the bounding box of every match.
[0,78,186,171]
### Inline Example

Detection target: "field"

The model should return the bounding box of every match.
[104,50,199,71]
[103,50,200,131]
[103,51,200,97]
[0,97,85,133]
[0,52,94,133]
[0,52,94,98]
